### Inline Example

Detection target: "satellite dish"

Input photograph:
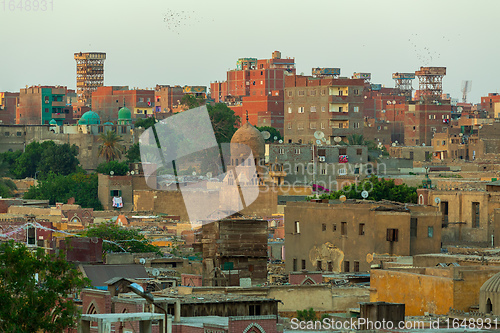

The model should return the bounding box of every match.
[395,140,398,144]
[334,136,342,143]
[361,191,369,199]
[127,171,130,175]
[274,136,278,140]
[339,195,347,202]
[322,138,327,142]
[316,140,322,145]
[261,131,271,140]
[139,258,146,265]
[392,143,396,147]
[459,133,463,137]
[278,140,283,143]
[192,171,197,176]
[422,143,426,146]
[434,197,441,204]
[314,130,325,139]
[152,268,160,277]
[130,171,135,175]
[206,172,212,178]
[110,171,114,175]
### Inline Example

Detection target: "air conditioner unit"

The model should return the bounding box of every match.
[318,156,326,162]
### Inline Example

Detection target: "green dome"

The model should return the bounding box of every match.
[104,122,114,125]
[49,119,57,125]
[79,111,100,125]
[118,107,132,120]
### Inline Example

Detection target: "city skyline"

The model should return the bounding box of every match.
[1,0,499,103]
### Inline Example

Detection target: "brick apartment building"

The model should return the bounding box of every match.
[154,85,207,118]
[0,92,19,125]
[91,86,155,122]
[481,92,500,119]
[284,75,364,144]
[404,102,452,146]
[210,51,296,134]
[16,85,73,125]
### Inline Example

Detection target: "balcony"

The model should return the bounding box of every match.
[51,101,66,107]
[328,95,349,103]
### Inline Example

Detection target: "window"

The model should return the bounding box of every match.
[287,123,292,129]
[339,148,347,155]
[298,90,305,96]
[288,107,292,113]
[249,305,261,316]
[139,97,144,102]
[321,106,326,112]
[295,148,301,154]
[310,122,316,129]
[428,226,434,238]
[333,224,337,232]
[293,258,297,271]
[354,106,359,112]
[294,221,300,234]
[301,259,306,270]
[327,261,333,271]
[298,107,305,113]
[321,89,326,96]
[310,106,316,112]
[357,149,362,155]
[147,98,151,102]
[431,127,436,132]
[344,260,350,272]
[44,108,49,113]
[359,223,365,235]
[321,122,325,129]
[322,223,326,231]
[288,91,293,97]
[16,132,22,136]
[354,261,360,272]
[279,148,284,154]
[353,89,359,95]
[353,122,360,129]
[321,168,327,175]
[472,202,480,228]
[4,132,9,137]
[110,190,122,197]
[310,90,316,96]
[410,218,418,237]
[341,222,347,235]
[297,123,304,130]
[386,228,399,242]
[338,106,343,113]
[317,260,322,271]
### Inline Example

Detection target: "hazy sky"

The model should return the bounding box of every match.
[1,0,499,103]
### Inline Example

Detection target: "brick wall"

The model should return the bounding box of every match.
[229,316,277,333]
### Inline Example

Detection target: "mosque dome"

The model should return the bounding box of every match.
[481,272,500,293]
[118,107,132,120]
[49,119,57,125]
[230,120,265,159]
[79,111,101,125]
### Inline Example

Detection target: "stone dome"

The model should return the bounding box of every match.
[79,111,101,125]
[481,272,500,293]
[118,107,132,119]
[230,121,265,159]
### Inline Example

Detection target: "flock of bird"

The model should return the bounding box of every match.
[163,9,207,35]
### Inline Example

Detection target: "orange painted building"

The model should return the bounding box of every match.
[210,51,295,134]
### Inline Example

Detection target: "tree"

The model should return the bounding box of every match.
[0,156,17,198]
[296,308,316,321]
[341,134,388,159]
[125,142,141,163]
[24,172,103,210]
[309,175,418,204]
[134,117,156,130]
[11,141,55,179]
[96,161,130,176]
[207,103,240,143]
[98,130,125,162]
[38,143,80,178]
[0,240,89,332]
[257,126,283,143]
[181,94,205,110]
[83,223,161,255]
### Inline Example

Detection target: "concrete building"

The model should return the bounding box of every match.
[210,51,295,134]
[284,200,441,273]
[74,52,106,107]
[16,85,72,125]
[0,92,19,125]
[91,86,155,122]
[371,266,500,316]
[267,143,368,190]
[284,74,364,144]
[480,92,500,119]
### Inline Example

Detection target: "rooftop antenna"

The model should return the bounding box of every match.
[461,80,472,103]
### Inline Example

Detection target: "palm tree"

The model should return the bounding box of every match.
[98,130,125,162]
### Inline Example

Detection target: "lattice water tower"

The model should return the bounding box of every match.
[74,52,106,107]
[414,67,446,102]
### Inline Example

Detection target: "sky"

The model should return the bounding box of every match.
[1,0,499,103]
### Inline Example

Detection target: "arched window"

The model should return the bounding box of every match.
[418,194,424,205]
[487,298,493,314]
